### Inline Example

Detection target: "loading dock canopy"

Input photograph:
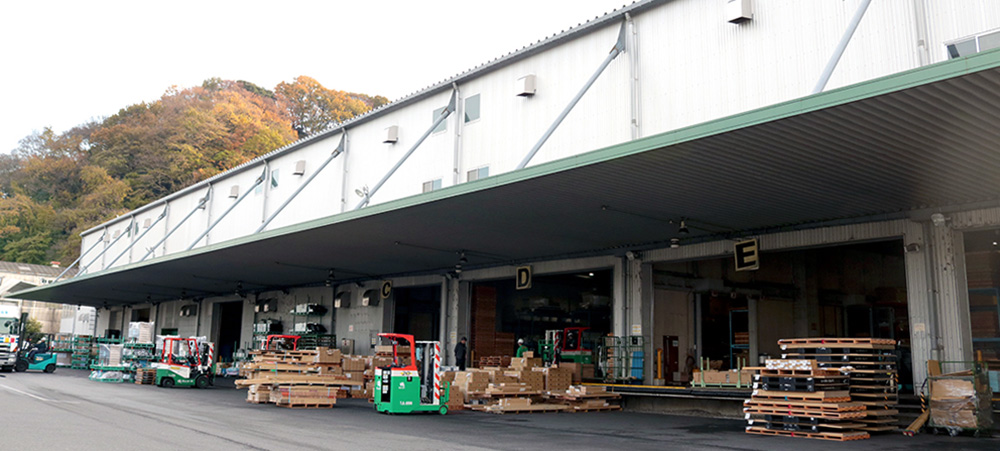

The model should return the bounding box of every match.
[14,49,1000,307]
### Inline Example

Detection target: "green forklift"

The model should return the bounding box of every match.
[373,333,449,415]
[153,337,215,388]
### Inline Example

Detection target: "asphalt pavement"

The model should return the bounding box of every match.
[0,369,996,451]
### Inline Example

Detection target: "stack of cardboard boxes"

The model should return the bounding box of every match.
[236,347,367,406]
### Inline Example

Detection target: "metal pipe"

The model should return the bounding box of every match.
[812,0,872,94]
[141,188,211,261]
[626,13,641,140]
[256,132,347,233]
[355,90,457,210]
[339,131,351,213]
[80,218,135,275]
[452,82,463,186]
[517,21,627,170]
[188,168,267,250]
[56,232,107,280]
[106,204,168,268]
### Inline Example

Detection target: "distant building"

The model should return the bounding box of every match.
[0,261,89,335]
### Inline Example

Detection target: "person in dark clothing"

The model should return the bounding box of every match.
[454,337,467,371]
[27,337,49,361]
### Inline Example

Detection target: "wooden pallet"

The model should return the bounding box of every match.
[744,400,865,412]
[568,405,621,413]
[276,403,335,409]
[744,407,867,420]
[778,338,896,346]
[749,419,867,430]
[783,353,896,359]
[752,390,851,402]
[756,369,845,378]
[746,427,870,441]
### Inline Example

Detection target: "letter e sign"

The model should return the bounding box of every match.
[734,239,760,271]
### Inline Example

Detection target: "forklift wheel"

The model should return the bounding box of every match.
[439,406,448,415]
[161,378,175,388]
[14,361,27,372]
[44,364,55,373]
[195,375,210,389]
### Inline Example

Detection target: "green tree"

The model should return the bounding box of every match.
[23,317,44,343]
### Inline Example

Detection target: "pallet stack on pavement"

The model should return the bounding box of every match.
[236,347,365,407]
[134,368,156,385]
[448,357,615,414]
[744,359,870,442]
[778,338,899,432]
[547,385,622,412]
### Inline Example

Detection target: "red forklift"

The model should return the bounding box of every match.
[263,334,300,351]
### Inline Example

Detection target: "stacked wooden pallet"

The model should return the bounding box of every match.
[134,368,156,385]
[779,338,899,432]
[547,385,622,412]
[745,360,870,441]
[478,355,512,368]
[236,347,366,406]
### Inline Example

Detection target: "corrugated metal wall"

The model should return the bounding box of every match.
[82,0,1000,274]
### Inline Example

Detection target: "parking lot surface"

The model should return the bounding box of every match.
[0,369,996,450]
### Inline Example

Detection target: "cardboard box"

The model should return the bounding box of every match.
[343,371,365,381]
[523,351,535,358]
[343,357,366,372]
[313,347,342,364]
[373,356,393,368]
[931,378,975,400]
[375,345,395,355]
[510,357,542,370]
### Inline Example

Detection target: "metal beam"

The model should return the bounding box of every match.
[56,231,106,280]
[188,168,267,250]
[256,132,346,233]
[141,188,211,261]
[517,21,627,170]
[812,0,872,94]
[80,218,135,275]
[106,204,168,268]
[355,90,457,210]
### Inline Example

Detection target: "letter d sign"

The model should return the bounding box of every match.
[515,266,532,290]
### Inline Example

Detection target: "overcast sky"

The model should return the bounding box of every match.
[0,0,629,154]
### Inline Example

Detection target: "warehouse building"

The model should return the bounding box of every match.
[14,0,1000,394]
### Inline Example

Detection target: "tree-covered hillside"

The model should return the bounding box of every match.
[0,76,387,265]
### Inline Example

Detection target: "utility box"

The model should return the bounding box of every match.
[334,292,350,309]
[361,289,380,307]
[725,0,753,24]
[384,125,399,143]
[516,74,536,97]
[293,160,306,175]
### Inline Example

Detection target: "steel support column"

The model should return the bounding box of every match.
[355,90,457,210]
[812,0,872,93]
[189,168,266,250]
[80,218,135,275]
[56,232,107,279]
[517,21,627,169]
[256,133,347,233]
[107,204,168,268]
[141,188,211,261]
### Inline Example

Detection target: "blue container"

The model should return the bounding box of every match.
[630,351,644,379]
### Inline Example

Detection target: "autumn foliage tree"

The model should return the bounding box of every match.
[1,76,385,265]
[276,75,388,137]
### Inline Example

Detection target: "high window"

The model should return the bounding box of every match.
[467,166,489,182]
[464,94,481,123]
[947,29,1000,59]
[422,178,443,193]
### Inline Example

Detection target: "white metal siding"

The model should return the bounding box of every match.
[77,0,1000,272]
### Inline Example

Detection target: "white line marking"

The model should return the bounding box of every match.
[0,383,79,404]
